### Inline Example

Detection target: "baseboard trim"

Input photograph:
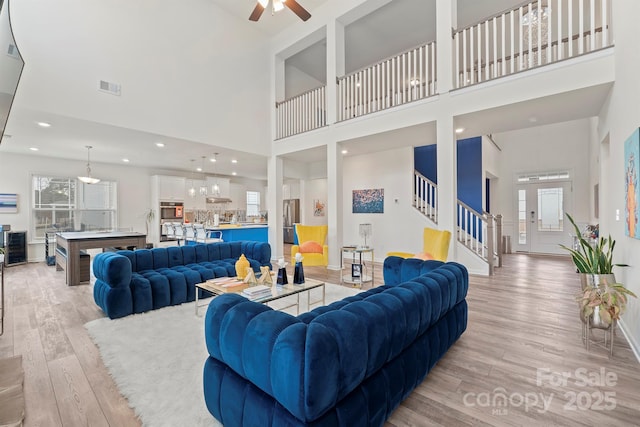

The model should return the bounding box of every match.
[618,319,640,364]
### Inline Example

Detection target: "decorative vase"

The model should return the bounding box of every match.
[235,254,250,280]
[579,273,616,290]
[293,262,304,284]
[277,267,288,285]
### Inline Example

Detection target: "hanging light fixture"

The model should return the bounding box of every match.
[199,156,208,196]
[211,153,221,196]
[78,145,100,184]
[188,159,196,198]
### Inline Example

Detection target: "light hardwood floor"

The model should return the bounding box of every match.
[1,250,639,426]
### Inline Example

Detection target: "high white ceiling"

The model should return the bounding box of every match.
[0,0,609,181]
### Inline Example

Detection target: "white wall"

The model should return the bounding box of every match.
[597,0,640,359]
[0,152,151,261]
[301,178,328,226]
[285,64,324,100]
[342,146,427,261]
[492,118,592,248]
[10,0,271,155]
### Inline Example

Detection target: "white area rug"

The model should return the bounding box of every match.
[85,284,361,427]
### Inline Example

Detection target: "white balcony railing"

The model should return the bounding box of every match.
[338,41,437,122]
[414,171,438,223]
[453,0,612,89]
[276,85,327,140]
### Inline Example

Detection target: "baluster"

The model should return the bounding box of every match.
[431,42,436,93]
[510,10,515,73]
[568,0,573,57]
[589,0,595,51]
[493,17,497,78]
[518,6,523,71]
[501,13,506,77]
[528,3,533,69]
[470,25,475,84]
[602,0,608,47]
[547,1,552,64]
[463,29,468,86]
[578,0,584,55]
[537,1,542,65]
[478,23,484,82]
[557,0,563,60]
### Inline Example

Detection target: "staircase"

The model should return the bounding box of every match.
[413,170,502,274]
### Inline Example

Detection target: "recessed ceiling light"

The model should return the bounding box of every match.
[122,158,130,163]
[455,127,465,134]
[231,159,238,164]
[196,167,202,172]
[29,147,39,151]
[232,172,237,176]
[341,149,348,154]
[210,158,217,162]
[37,122,51,128]
[155,142,165,147]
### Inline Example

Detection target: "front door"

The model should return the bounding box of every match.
[515,180,573,254]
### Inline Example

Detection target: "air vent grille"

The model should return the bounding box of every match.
[98,80,121,96]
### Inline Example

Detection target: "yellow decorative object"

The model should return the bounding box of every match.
[235,254,250,279]
[259,266,273,285]
[386,227,451,262]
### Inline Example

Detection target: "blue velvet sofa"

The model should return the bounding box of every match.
[203,257,468,426]
[93,241,271,319]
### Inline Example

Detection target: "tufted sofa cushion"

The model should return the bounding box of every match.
[93,241,271,319]
[203,262,468,423]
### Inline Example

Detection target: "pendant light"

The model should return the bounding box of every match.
[188,159,196,198]
[199,156,208,196]
[78,145,100,184]
[211,153,220,196]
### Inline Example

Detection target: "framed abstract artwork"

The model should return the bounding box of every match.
[624,128,640,239]
[0,193,18,213]
[313,199,325,217]
[352,189,384,214]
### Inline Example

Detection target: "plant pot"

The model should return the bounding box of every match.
[589,306,614,329]
[579,273,616,290]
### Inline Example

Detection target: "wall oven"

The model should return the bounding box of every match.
[159,202,184,241]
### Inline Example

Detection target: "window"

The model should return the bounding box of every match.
[32,176,117,240]
[246,191,260,217]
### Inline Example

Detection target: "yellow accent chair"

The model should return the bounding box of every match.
[291,224,329,267]
[387,227,452,262]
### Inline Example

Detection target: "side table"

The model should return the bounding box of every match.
[340,246,374,287]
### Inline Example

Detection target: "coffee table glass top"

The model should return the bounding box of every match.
[196,277,325,304]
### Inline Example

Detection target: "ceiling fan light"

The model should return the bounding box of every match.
[273,0,284,12]
[258,0,269,7]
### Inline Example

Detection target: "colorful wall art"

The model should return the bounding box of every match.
[0,193,18,213]
[313,199,325,217]
[624,128,640,239]
[352,189,384,214]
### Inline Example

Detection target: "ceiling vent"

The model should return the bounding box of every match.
[99,80,121,96]
[6,44,19,59]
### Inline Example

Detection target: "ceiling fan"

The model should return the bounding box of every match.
[249,0,311,22]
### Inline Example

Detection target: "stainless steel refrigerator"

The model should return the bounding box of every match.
[283,199,300,243]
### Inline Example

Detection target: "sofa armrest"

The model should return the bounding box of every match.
[93,252,132,288]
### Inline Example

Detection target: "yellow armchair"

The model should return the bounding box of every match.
[291,224,329,267]
[387,227,451,262]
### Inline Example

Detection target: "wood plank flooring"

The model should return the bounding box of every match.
[1,249,639,426]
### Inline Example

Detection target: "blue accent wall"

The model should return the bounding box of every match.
[456,136,483,213]
[414,144,437,183]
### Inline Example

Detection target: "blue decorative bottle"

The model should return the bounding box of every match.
[293,261,305,284]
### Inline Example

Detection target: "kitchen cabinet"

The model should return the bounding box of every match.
[158,175,186,201]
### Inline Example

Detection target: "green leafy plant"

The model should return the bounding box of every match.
[559,213,627,274]
[0,247,4,255]
[577,282,637,326]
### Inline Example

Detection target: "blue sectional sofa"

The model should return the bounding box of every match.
[93,241,271,319]
[203,257,468,426]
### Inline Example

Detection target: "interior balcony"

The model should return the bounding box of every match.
[274,0,613,141]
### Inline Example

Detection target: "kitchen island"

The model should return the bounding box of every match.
[205,224,268,243]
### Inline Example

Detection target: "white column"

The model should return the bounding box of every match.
[327,19,345,125]
[326,140,343,269]
[436,0,457,93]
[267,155,284,262]
[436,113,456,258]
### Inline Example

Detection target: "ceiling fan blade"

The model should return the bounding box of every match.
[284,0,311,21]
[249,3,265,21]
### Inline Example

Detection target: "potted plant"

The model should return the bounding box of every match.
[559,213,628,289]
[0,247,4,264]
[577,281,637,328]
